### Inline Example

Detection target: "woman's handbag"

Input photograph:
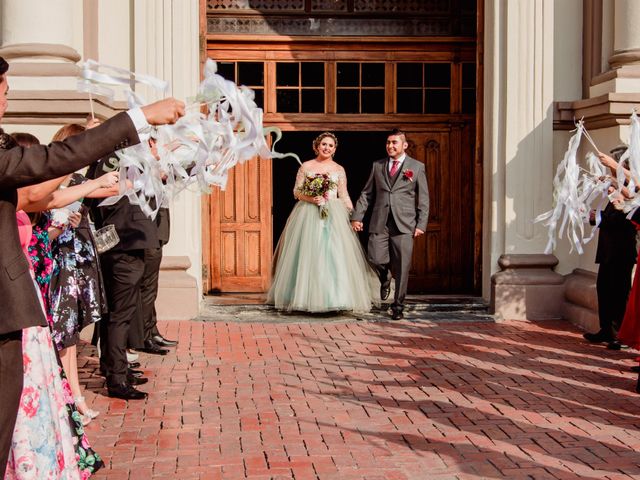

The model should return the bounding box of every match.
[93,224,120,254]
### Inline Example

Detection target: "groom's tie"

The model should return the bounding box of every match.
[389,160,400,177]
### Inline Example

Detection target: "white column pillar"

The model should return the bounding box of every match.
[0,0,82,90]
[485,0,555,269]
[133,0,202,317]
[1,0,74,47]
[485,0,564,320]
[610,0,640,68]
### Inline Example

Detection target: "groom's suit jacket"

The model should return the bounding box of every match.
[0,112,140,335]
[351,156,429,234]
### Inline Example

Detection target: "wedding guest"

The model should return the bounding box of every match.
[7,206,103,478]
[584,146,637,350]
[86,147,171,399]
[48,123,122,423]
[0,51,185,472]
[267,132,380,313]
[351,129,429,320]
[130,139,177,351]
[132,208,178,349]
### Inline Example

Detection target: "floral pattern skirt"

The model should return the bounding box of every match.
[5,326,102,479]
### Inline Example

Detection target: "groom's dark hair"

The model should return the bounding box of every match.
[388,128,407,142]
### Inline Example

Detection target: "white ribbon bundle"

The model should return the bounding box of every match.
[79,59,299,219]
[536,113,640,255]
[535,123,587,254]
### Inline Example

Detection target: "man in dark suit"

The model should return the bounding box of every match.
[86,158,170,398]
[139,207,178,349]
[0,55,185,472]
[351,129,429,320]
[584,146,637,348]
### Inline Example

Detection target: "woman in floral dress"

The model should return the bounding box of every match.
[6,210,103,479]
[6,130,108,478]
[48,123,118,422]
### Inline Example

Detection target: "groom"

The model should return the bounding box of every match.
[351,129,429,320]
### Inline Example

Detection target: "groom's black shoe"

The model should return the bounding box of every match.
[381,282,391,301]
[391,310,404,321]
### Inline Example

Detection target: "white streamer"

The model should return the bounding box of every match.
[83,59,299,219]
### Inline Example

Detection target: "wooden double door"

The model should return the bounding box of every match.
[202,41,481,295]
[204,124,478,294]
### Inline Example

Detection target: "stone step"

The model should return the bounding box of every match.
[199,296,493,323]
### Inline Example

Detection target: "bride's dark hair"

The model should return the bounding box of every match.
[312,132,338,155]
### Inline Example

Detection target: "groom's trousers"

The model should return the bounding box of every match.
[368,216,414,311]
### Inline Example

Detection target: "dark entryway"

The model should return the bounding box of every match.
[271,131,388,249]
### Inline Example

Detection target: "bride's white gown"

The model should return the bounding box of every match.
[267,165,380,313]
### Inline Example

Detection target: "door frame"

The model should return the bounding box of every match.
[200,0,484,294]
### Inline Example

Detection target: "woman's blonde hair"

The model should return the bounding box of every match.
[312,132,338,155]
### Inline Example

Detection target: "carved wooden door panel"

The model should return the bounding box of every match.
[209,156,272,292]
[406,124,475,293]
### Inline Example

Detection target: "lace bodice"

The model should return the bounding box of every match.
[293,164,354,212]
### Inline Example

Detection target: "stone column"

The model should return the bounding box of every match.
[609,0,640,68]
[485,0,564,320]
[1,0,74,46]
[0,0,80,89]
[132,0,202,320]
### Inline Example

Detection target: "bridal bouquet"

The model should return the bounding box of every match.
[298,173,337,219]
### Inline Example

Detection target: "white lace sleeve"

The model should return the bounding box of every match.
[337,168,353,212]
[293,167,306,199]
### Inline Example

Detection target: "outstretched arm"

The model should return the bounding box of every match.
[0,98,185,190]
[19,171,119,212]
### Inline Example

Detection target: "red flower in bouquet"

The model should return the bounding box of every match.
[402,169,414,182]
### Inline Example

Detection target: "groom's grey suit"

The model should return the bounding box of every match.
[351,155,429,312]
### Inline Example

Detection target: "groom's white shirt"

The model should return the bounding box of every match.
[387,153,406,173]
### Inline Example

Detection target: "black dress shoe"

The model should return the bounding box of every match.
[152,334,178,347]
[380,283,391,302]
[607,340,622,350]
[583,331,613,343]
[127,374,148,386]
[391,310,404,321]
[128,368,144,378]
[138,339,169,355]
[128,361,141,369]
[107,382,148,400]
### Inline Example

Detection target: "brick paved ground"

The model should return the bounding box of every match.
[79,318,640,479]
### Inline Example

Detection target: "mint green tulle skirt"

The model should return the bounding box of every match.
[267,199,380,313]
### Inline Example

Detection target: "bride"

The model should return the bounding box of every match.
[267,132,380,313]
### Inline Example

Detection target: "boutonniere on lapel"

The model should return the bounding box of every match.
[402,169,414,182]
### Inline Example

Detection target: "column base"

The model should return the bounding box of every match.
[490,254,565,321]
[561,268,598,333]
[157,256,200,321]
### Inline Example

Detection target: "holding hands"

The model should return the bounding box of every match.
[351,221,363,232]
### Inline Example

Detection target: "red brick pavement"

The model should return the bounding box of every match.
[78,319,640,479]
